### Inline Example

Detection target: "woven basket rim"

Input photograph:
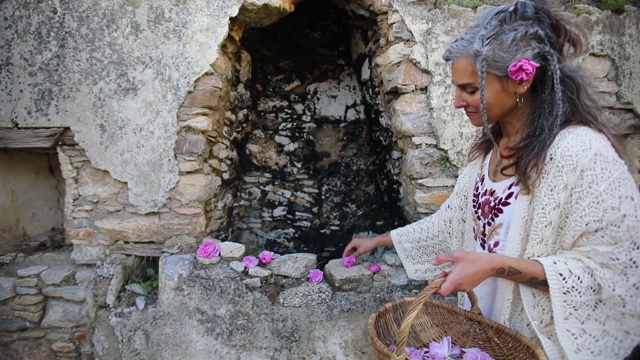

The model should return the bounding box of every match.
[368,295,548,360]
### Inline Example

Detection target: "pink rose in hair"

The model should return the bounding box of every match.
[507,58,540,81]
[342,256,357,268]
[259,250,275,264]
[196,241,220,259]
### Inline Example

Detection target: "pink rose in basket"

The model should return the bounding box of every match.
[308,269,323,284]
[462,348,494,360]
[342,256,356,268]
[242,256,259,269]
[196,241,220,259]
[259,250,275,264]
[429,336,461,360]
[507,58,540,81]
[368,263,381,273]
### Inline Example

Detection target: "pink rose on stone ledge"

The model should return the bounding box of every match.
[368,263,381,273]
[242,256,259,269]
[308,269,323,283]
[196,241,220,259]
[259,250,274,265]
[342,256,356,268]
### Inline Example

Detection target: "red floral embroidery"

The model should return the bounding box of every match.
[472,172,520,253]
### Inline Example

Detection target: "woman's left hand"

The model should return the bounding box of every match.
[430,251,496,296]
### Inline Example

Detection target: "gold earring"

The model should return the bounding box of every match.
[516,93,524,107]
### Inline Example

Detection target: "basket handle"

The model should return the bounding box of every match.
[392,277,482,358]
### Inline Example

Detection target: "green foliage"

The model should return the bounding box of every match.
[598,0,629,11]
[128,256,160,292]
[461,0,481,7]
[572,6,597,16]
[439,154,453,169]
[442,0,481,8]
[140,267,159,292]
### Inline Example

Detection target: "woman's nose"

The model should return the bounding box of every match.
[454,96,467,109]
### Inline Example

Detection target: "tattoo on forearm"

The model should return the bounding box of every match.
[496,266,522,277]
[523,277,548,289]
[496,267,548,289]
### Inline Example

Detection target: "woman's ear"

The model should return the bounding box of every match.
[516,78,534,94]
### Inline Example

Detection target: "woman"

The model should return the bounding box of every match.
[343,0,640,358]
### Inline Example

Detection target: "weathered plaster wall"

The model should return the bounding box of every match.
[0,151,63,242]
[0,0,244,213]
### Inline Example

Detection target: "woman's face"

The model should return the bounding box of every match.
[450,58,520,127]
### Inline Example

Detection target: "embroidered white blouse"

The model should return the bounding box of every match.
[464,150,521,320]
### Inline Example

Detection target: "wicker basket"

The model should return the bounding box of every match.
[368,278,548,360]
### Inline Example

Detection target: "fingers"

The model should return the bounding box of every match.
[434,271,447,279]
[342,244,354,258]
[428,271,448,285]
[431,251,458,266]
[437,277,455,297]
[342,238,366,258]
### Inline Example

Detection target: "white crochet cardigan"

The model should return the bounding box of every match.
[390,126,640,359]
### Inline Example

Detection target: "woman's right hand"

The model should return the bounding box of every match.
[342,233,393,258]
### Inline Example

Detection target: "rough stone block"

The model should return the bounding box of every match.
[220,242,246,260]
[71,245,108,264]
[243,278,261,290]
[581,55,612,79]
[42,286,87,302]
[0,318,29,332]
[1,338,56,359]
[382,251,402,266]
[324,259,373,291]
[197,256,221,265]
[17,266,48,277]
[248,267,271,278]
[77,165,124,201]
[266,253,317,278]
[15,278,38,287]
[17,329,47,339]
[15,287,40,295]
[390,93,433,136]
[182,85,222,109]
[181,115,214,132]
[278,282,332,307]
[0,277,16,301]
[414,189,451,207]
[41,299,88,328]
[14,294,45,306]
[75,269,96,284]
[10,301,46,312]
[160,254,195,292]
[175,133,208,156]
[94,213,206,243]
[15,309,43,322]
[41,265,76,285]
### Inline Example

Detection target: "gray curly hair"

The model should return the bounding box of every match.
[443,0,624,190]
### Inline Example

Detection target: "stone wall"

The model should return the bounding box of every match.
[0,251,94,359]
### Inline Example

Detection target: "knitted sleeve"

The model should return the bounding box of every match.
[531,129,640,359]
[390,159,479,280]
